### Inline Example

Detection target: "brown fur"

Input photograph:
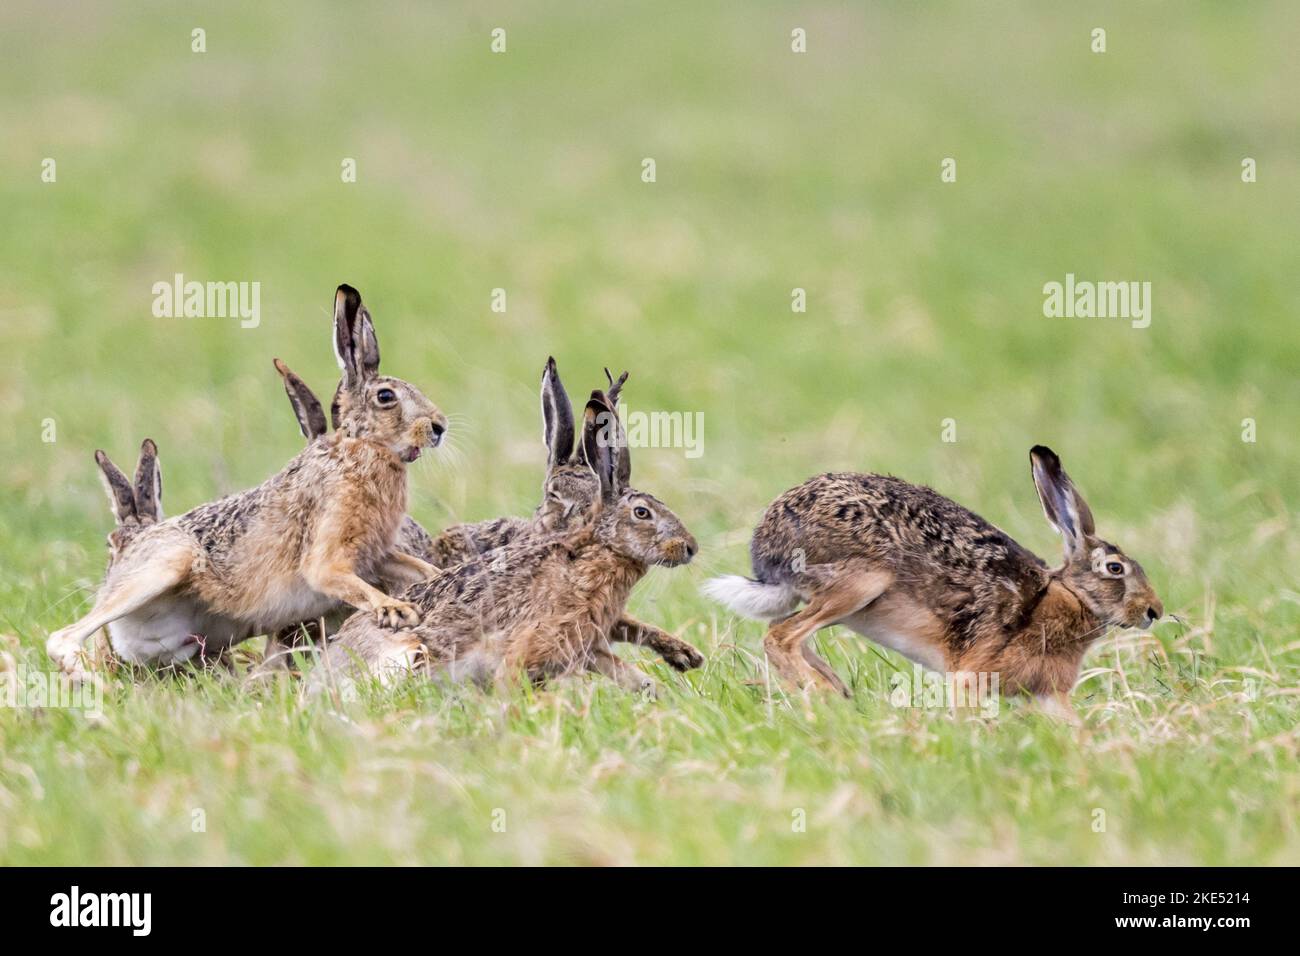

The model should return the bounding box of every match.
[708,446,1163,717]
[47,284,447,677]
[273,356,704,673]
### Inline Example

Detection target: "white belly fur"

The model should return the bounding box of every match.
[252,575,341,632]
[841,608,949,673]
[107,576,340,666]
[107,593,252,665]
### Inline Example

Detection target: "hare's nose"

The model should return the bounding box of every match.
[428,420,445,445]
[1146,603,1162,624]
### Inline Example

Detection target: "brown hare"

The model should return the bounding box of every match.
[259,357,438,671]
[274,356,704,672]
[46,284,446,677]
[704,446,1162,719]
[311,388,697,698]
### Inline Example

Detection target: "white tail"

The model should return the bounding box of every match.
[702,575,798,620]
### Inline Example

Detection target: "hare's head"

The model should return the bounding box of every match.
[534,356,602,530]
[1030,445,1162,630]
[329,284,446,463]
[95,439,162,563]
[581,391,696,568]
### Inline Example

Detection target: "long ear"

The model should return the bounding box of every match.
[133,438,163,524]
[1030,445,1095,557]
[356,303,381,378]
[541,356,574,467]
[602,369,631,488]
[95,449,136,525]
[582,394,619,503]
[332,284,379,390]
[274,358,328,441]
[603,367,628,410]
[329,383,343,432]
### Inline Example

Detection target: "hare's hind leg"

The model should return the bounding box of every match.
[47,539,196,675]
[763,565,892,698]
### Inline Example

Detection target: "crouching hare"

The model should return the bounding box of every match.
[47,284,446,677]
[704,446,1163,720]
[274,355,703,672]
[311,389,697,698]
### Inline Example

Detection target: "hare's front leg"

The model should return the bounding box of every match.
[302,506,421,629]
[302,560,418,628]
[47,538,195,677]
[377,550,441,589]
[609,615,704,671]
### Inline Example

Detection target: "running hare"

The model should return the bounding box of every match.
[275,356,703,672]
[705,447,1162,718]
[312,388,697,697]
[46,284,446,676]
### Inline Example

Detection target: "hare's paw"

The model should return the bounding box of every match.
[374,598,421,629]
[46,631,93,680]
[645,629,705,671]
[46,628,80,666]
[661,638,705,672]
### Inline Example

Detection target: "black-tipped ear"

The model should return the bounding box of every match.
[133,438,163,524]
[333,284,361,388]
[582,393,619,503]
[95,450,136,525]
[1030,445,1095,556]
[275,358,328,441]
[541,356,574,467]
[332,284,378,390]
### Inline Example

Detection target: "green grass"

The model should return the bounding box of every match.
[1,1,1297,865]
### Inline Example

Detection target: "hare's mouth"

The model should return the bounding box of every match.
[401,446,422,463]
[659,539,698,566]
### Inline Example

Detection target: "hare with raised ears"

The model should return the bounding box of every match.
[272,357,436,587]
[275,355,703,672]
[426,359,703,670]
[46,284,447,677]
[704,447,1163,719]
[313,389,697,697]
[94,438,164,566]
[423,357,621,562]
[259,357,439,670]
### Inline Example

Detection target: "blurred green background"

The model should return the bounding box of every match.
[0,1,1297,865]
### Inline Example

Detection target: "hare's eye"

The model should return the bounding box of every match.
[1105,561,1125,576]
[376,388,397,405]
[633,506,652,520]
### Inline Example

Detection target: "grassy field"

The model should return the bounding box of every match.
[2,1,1298,865]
